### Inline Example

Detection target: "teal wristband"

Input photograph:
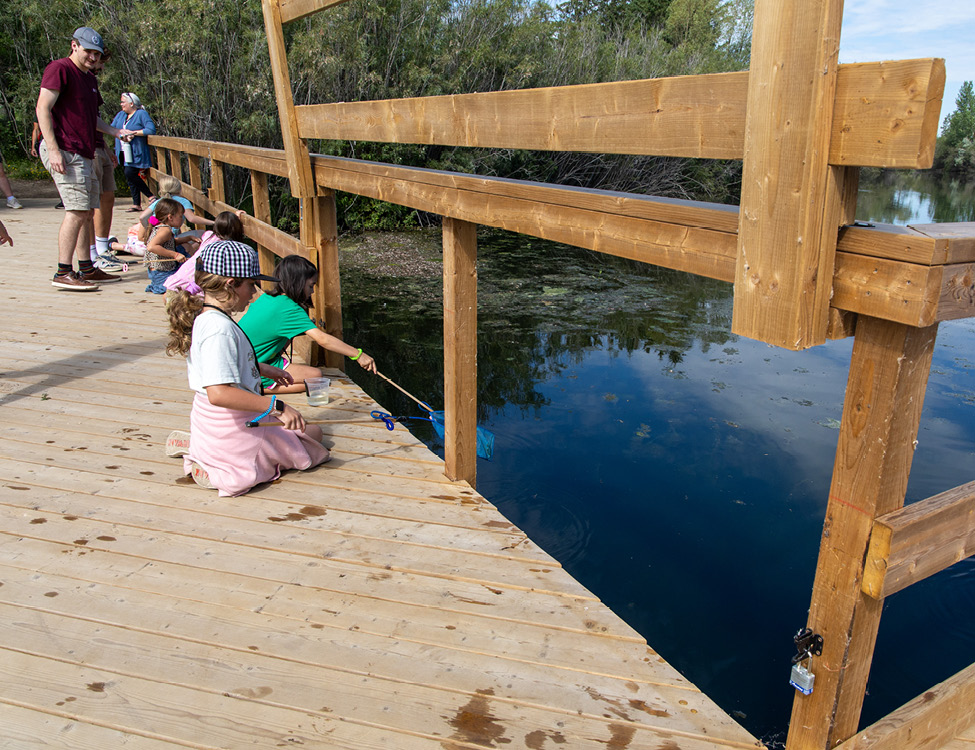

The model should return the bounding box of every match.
[254,395,276,422]
[349,348,363,361]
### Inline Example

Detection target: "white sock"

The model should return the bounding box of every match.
[90,245,99,262]
[95,236,110,254]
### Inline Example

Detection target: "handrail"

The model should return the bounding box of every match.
[294,58,944,169]
[148,135,975,332]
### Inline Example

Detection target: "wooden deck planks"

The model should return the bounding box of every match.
[0,200,762,749]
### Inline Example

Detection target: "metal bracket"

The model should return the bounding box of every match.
[791,628,824,665]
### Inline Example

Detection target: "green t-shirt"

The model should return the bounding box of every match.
[238,292,315,386]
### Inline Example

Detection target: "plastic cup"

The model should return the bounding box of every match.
[305,376,330,406]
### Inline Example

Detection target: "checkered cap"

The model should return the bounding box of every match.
[197,240,278,282]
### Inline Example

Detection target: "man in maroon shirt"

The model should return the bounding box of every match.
[36,27,134,291]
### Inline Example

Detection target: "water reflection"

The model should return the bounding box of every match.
[856,169,975,224]
[339,173,975,744]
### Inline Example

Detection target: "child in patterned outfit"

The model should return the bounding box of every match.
[144,198,194,293]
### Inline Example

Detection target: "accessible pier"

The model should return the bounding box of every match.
[0,200,762,748]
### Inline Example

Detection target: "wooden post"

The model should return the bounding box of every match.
[442,218,478,486]
[209,159,226,206]
[734,0,851,350]
[187,154,205,228]
[250,170,276,286]
[154,146,169,176]
[262,0,316,199]
[293,197,320,367]
[314,190,343,371]
[786,317,939,750]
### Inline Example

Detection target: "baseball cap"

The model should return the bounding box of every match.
[197,240,279,282]
[72,27,104,53]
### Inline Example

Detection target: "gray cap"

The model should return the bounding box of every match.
[72,27,104,53]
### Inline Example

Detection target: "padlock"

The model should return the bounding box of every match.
[790,663,815,695]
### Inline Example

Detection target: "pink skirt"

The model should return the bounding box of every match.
[183,393,330,496]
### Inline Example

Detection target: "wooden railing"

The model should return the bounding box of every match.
[141,0,975,745]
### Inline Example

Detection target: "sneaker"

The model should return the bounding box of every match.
[190,462,215,489]
[165,430,191,458]
[94,252,125,272]
[52,272,99,291]
[80,267,122,283]
[6,196,22,209]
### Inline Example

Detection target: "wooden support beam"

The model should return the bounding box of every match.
[292,197,321,366]
[209,159,226,207]
[314,191,344,371]
[833,662,975,750]
[187,154,205,228]
[262,0,316,198]
[862,481,975,599]
[294,59,943,168]
[154,147,169,176]
[787,318,938,750]
[734,0,848,350]
[442,218,478,487]
[250,170,276,284]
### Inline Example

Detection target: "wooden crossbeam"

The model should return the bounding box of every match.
[862,481,975,599]
[262,0,316,198]
[831,256,975,327]
[146,142,975,269]
[150,136,291,178]
[442,218,479,487]
[293,59,943,169]
[833,662,975,750]
[147,143,975,329]
[278,0,353,24]
[303,156,974,326]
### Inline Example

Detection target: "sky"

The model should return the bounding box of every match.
[838,0,974,127]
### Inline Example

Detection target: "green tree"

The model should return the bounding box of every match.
[0,0,754,224]
[936,81,975,174]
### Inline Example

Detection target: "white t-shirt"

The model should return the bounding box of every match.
[187,310,262,396]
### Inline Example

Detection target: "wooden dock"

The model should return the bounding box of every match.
[0,199,762,748]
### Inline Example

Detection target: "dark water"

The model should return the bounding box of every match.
[338,170,975,745]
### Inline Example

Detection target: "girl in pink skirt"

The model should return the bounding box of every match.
[165,240,330,495]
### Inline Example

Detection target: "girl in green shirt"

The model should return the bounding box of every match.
[239,255,377,394]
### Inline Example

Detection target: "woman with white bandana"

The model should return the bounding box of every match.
[111,91,156,211]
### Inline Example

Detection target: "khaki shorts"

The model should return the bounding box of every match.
[40,141,100,211]
[93,147,116,195]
